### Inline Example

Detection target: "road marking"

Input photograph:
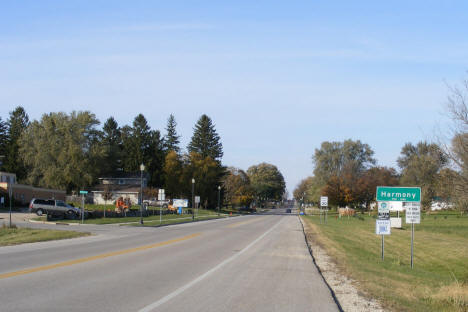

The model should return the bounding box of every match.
[139,217,284,312]
[226,216,268,228]
[0,233,201,280]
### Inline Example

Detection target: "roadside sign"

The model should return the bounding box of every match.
[405,202,421,224]
[158,189,165,201]
[376,219,391,235]
[377,201,390,220]
[173,199,188,208]
[79,191,88,195]
[320,196,328,207]
[195,196,200,204]
[376,186,421,202]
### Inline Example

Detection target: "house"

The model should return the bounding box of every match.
[91,172,148,205]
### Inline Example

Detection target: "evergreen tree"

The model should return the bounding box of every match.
[0,117,8,170]
[164,114,180,153]
[102,117,122,174]
[5,106,29,180]
[187,114,223,160]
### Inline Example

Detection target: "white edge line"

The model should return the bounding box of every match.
[138,217,285,312]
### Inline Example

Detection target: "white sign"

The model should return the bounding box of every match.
[378,201,390,220]
[405,202,420,224]
[195,196,200,204]
[376,219,391,235]
[158,189,165,201]
[173,199,188,208]
[320,196,328,207]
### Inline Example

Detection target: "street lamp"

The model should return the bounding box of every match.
[140,163,145,225]
[217,185,221,216]
[191,178,195,221]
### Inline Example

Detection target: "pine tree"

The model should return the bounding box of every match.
[188,114,223,160]
[102,117,122,174]
[5,106,29,180]
[164,114,180,153]
[0,117,8,170]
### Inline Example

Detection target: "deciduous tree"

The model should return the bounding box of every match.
[247,163,285,202]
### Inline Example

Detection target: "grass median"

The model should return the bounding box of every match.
[302,212,468,312]
[0,224,90,246]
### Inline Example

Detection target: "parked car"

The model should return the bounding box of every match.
[29,198,81,218]
[286,208,292,213]
[143,198,170,208]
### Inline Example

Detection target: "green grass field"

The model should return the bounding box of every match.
[302,212,468,312]
[0,224,89,246]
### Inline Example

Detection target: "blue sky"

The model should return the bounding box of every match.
[1,1,468,195]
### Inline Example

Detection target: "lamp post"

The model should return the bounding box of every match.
[191,178,195,221]
[140,163,145,225]
[217,185,221,216]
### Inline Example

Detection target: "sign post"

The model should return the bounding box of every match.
[79,191,88,224]
[376,201,391,260]
[8,182,13,228]
[405,202,420,268]
[320,196,328,224]
[158,189,165,221]
[195,196,200,219]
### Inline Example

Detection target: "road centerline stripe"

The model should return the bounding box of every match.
[0,233,201,280]
[139,217,284,312]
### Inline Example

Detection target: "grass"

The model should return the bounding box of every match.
[33,208,229,225]
[0,223,89,246]
[302,211,468,312]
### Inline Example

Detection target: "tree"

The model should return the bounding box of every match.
[164,114,180,153]
[322,175,354,207]
[397,142,447,209]
[313,139,376,185]
[355,167,399,210]
[293,176,323,204]
[188,114,223,160]
[247,163,285,203]
[222,167,254,207]
[102,117,122,174]
[0,117,7,170]
[5,106,29,180]
[163,150,184,199]
[19,111,105,192]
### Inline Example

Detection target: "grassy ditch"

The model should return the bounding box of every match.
[302,213,468,312]
[0,224,89,246]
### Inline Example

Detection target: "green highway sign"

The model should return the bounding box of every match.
[79,190,88,195]
[376,186,421,202]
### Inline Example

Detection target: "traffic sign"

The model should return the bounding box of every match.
[320,196,328,207]
[195,196,200,204]
[376,186,421,202]
[79,191,88,195]
[405,202,421,224]
[378,201,390,220]
[376,219,391,235]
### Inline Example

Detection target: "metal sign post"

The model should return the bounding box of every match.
[8,182,12,227]
[79,191,88,224]
[405,202,420,268]
[320,196,328,224]
[158,189,165,219]
[376,202,391,260]
[195,196,200,219]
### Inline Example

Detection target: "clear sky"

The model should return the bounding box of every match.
[1,1,467,195]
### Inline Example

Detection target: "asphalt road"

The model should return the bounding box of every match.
[0,211,339,312]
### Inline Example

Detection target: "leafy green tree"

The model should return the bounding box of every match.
[163,150,184,198]
[0,117,7,170]
[247,163,285,203]
[188,114,223,160]
[398,142,447,209]
[164,114,180,153]
[5,106,29,180]
[19,111,105,192]
[222,167,254,207]
[313,139,376,185]
[102,117,122,174]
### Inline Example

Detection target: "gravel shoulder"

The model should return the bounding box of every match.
[300,217,386,312]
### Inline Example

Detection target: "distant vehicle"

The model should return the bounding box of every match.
[29,198,81,218]
[143,198,170,208]
[286,208,292,213]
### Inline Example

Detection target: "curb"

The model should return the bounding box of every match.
[298,215,344,312]
[28,219,80,226]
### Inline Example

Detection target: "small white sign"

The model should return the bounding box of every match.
[378,201,390,220]
[158,193,165,201]
[320,196,328,207]
[195,196,200,204]
[173,199,188,208]
[405,202,420,224]
[376,219,391,235]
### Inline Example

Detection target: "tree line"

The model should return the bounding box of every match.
[0,108,286,209]
[294,78,468,212]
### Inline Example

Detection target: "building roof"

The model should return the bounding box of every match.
[98,172,148,180]
[90,185,141,193]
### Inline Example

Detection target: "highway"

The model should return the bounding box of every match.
[0,211,339,312]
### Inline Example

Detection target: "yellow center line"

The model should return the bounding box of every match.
[0,233,201,280]
[226,216,269,228]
